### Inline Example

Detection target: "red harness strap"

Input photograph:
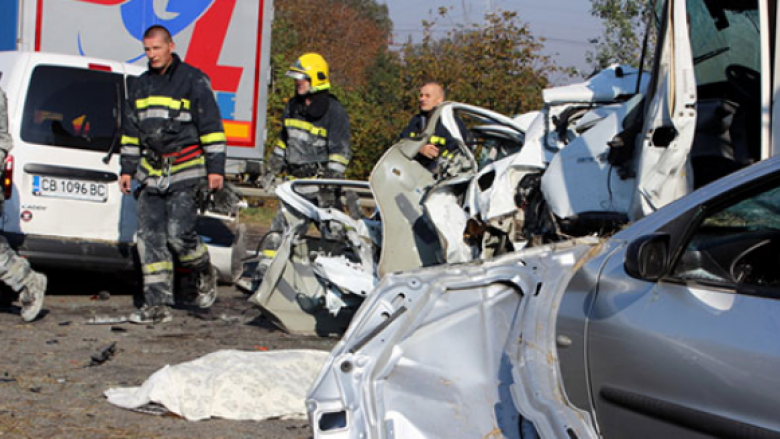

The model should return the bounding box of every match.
[163,145,203,164]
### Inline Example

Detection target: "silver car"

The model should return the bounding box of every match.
[307,153,780,438]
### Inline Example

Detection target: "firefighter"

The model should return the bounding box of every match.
[0,86,47,322]
[400,81,466,168]
[259,53,351,261]
[119,25,225,324]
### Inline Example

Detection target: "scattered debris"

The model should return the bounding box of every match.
[46,339,58,345]
[89,342,117,367]
[86,315,128,325]
[110,326,127,333]
[58,321,72,326]
[131,402,174,417]
[90,291,111,301]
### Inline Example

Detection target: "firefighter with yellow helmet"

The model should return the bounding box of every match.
[259,53,351,262]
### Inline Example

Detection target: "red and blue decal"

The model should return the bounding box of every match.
[40,0,262,146]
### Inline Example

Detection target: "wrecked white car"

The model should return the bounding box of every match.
[244,68,656,335]
[243,103,531,335]
[421,65,649,262]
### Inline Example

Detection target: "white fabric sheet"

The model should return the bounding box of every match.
[105,349,329,421]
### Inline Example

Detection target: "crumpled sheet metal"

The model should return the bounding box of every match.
[306,239,602,439]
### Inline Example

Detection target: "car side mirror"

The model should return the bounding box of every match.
[625,233,670,281]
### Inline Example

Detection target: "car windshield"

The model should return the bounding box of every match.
[703,185,780,232]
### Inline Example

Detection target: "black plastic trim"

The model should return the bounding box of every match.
[23,164,118,182]
[601,386,780,439]
[2,232,136,271]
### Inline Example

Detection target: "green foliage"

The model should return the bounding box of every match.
[399,10,560,116]
[264,2,564,180]
[587,0,655,71]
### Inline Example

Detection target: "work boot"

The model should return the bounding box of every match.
[194,265,218,308]
[19,271,46,322]
[128,305,172,325]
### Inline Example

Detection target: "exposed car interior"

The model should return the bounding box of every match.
[687,0,761,187]
[673,183,780,287]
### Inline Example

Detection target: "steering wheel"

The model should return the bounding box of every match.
[729,239,772,283]
[726,64,761,106]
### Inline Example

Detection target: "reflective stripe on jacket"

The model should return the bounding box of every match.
[274,94,351,177]
[121,54,225,190]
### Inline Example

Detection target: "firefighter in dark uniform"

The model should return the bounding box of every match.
[0,86,47,322]
[259,53,351,259]
[400,81,466,169]
[119,25,225,324]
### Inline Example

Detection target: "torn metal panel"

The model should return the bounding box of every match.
[248,180,378,335]
[509,239,613,439]
[543,64,649,104]
[306,239,602,439]
[630,0,697,219]
[371,130,440,276]
[541,97,641,220]
[422,185,474,263]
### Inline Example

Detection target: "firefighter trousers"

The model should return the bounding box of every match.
[137,186,210,306]
[0,235,36,293]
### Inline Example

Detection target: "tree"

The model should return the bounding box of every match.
[400,10,561,116]
[273,0,391,89]
[586,0,656,71]
[264,3,567,180]
[265,0,403,180]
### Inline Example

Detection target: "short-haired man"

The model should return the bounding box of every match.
[120,25,225,324]
[400,81,466,168]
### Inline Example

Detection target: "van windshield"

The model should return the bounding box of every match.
[688,0,761,88]
[21,65,123,152]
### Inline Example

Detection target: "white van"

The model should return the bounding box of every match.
[0,51,244,281]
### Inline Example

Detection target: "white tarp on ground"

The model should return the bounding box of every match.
[105,349,329,421]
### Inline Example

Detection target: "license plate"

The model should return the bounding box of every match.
[32,176,108,203]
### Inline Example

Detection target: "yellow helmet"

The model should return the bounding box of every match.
[286,53,330,93]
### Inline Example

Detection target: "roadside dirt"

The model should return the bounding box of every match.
[0,243,337,439]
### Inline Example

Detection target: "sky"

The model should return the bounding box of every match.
[382,0,605,82]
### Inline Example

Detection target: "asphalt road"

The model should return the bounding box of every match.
[0,270,337,439]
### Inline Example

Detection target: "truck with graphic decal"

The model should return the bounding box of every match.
[1,0,273,177]
[0,0,271,279]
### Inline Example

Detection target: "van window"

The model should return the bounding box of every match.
[21,65,123,152]
[687,0,760,89]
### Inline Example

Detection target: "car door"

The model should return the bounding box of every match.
[587,173,780,438]
[630,0,698,220]
[7,58,129,242]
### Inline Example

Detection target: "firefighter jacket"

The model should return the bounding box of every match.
[271,92,351,178]
[400,111,467,167]
[121,54,226,191]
